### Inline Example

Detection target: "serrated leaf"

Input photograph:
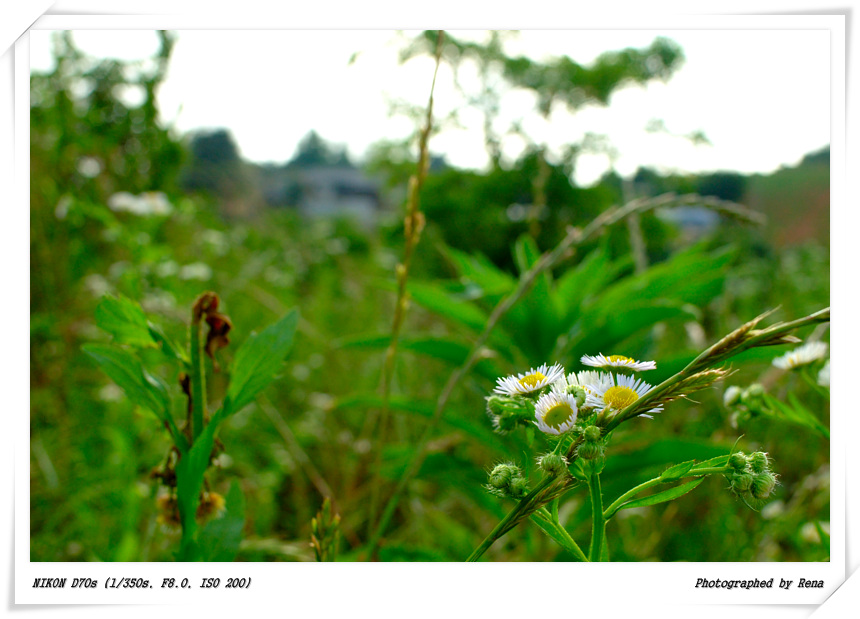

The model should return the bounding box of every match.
[82,343,170,422]
[197,481,246,562]
[225,309,298,415]
[615,477,705,513]
[659,460,695,482]
[94,294,156,348]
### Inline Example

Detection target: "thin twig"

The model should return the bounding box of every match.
[365,30,445,541]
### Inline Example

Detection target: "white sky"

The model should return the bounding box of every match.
[29,29,830,186]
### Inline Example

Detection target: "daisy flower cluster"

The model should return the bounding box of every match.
[487,353,661,438]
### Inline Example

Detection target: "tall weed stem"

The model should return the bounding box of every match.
[365,30,445,541]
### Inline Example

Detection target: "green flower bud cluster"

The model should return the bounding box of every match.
[486,395,535,434]
[724,384,768,415]
[486,463,529,499]
[728,451,778,501]
[576,425,605,461]
[538,452,568,476]
[560,385,587,408]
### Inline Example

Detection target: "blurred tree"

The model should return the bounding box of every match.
[286,130,352,169]
[369,30,686,270]
[180,127,263,217]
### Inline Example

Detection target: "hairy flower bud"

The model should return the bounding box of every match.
[751,471,777,499]
[749,451,769,474]
[732,472,754,493]
[488,463,518,489]
[538,453,567,476]
[577,441,604,461]
[728,452,748,471]
[584,425,602,443]
[509,476,529,498]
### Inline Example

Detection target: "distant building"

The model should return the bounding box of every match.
[261,165,384,226]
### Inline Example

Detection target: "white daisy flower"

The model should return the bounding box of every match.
[494,363,564,396]
[581,353,657,371]
[817,359,830,388]
[534,391,579,435]
[772,341,828,370]
[552,370,602,392]
[585,373,663,418]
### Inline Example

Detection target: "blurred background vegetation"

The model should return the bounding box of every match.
[30,30,829,562]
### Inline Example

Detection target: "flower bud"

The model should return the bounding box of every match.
[723,385,742,407]
[577,441,604,461]
[488,463,517,489]
[486,395,507,417]
[749,452,769,474]
[728,452,748,471]
[741,383,766,406]
[751,472,777,499]
[567,385,587,408]
[509,476,529,498]
[539,453,567,476]
[584,425,601,443]
[732,472,754,493]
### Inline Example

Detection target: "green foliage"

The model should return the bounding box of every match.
[611,478,705,514]
[226,309,299,415]
[82,344,171,424]
[30,30,829,564]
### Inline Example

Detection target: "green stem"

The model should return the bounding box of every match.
[588,469,605,562]
[534,507,589,562]
[189,315,206,443]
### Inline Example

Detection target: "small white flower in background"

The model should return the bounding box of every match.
[723,385,743,407]
[585,372,663,418]
[772,341,828,370]
[817,360,830,388]
[534,391,579,435]
[55,195,72,220]
[581,353,657,371]
[179,262,213,281]
[108,191,172,216]
[494,363,565,396]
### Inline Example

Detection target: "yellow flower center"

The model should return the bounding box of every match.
[519,372,546,389]
[608,355,634,364]
[603,385,639,410]
[543,402,575,429]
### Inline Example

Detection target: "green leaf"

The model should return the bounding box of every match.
[225,309,299,415]
[148,325,188,365]
[659,460,695,482]
[763,393,829,438]
[442,245,515,298]
[691,454,730,470]
[406,280,489,332]
[198,481,246,562]
[94,294,156,348]
[82,343,170,422]
[615,477,705,512]
[175,406,226,559]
